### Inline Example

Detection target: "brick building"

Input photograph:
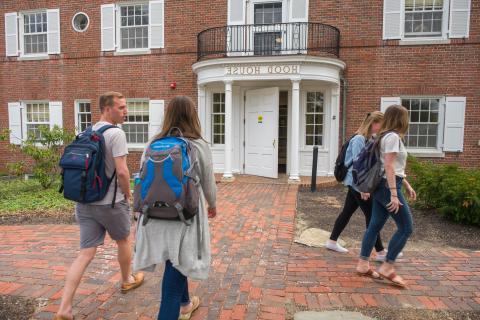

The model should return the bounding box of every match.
[1,0,478,180]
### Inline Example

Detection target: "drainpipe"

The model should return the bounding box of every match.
[340,73,347,143]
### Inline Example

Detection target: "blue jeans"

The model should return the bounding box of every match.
[360,177,413,263]
[158,260,190,320]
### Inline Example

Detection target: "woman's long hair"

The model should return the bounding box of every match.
[378,104,410,138]
[153,96,203,141]
[355,111,384,139]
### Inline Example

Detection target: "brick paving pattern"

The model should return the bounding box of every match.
[0,182,479,319]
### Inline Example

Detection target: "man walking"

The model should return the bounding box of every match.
[55,92,144,320]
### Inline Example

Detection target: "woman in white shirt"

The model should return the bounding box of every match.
[356,105,416,288]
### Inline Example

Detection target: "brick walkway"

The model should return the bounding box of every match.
[0,182,479,319]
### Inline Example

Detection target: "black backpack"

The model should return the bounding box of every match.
[333,135,356,182]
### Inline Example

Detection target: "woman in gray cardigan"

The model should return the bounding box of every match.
[133,96,217,320]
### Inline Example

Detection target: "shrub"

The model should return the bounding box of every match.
[1,126,74,189]
[408,157,480,226]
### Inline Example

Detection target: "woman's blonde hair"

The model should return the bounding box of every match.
[152,96,203,141]
[379,104,410,137]
[355,111,384,139]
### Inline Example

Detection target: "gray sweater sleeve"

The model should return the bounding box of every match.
[194,140,217,208]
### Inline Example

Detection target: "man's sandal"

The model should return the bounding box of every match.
[356,268,381,280]
[121,272,145,293]
[179,296,200,320]
[378,271,407,288]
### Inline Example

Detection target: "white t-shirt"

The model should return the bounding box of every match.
[90,121,129,205]
[380,132,408,178]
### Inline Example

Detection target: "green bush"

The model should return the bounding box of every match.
[408,157,480,226]
[1,126,74,189]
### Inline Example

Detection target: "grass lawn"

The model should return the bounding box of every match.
[0,178,74,214]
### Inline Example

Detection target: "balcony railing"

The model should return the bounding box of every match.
[197,22,340,61]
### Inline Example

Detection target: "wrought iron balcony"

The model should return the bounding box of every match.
[197,22,340,61]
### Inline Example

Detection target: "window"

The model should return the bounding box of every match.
[383,0,471,40]
[254,3,282,24]
[123,100,149,144]
[402,98,440,149]
[404,0,443,38]
[305,92,324,146]
[212,93,225,144]
[100,1,163,52]
[119,4,149,50]
[26,102,50,140]
[23,12,48,54]
[75,101,92,132]
[72,12,90,32]
[253,3,283,55]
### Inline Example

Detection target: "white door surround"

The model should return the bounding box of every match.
[193,56,345,180]
[245,87,280,178]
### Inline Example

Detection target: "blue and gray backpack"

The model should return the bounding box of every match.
[133,128,200,227]
[59,125,118,207]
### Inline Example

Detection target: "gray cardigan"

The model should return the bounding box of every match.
[133,139,217,279]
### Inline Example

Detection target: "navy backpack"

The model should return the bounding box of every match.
[59,125,118,207]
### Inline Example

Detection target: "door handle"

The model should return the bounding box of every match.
[273,139,276,148]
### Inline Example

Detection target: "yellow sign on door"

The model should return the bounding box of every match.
[258,115,263,123]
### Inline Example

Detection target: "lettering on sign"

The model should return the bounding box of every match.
[225,65,300,76]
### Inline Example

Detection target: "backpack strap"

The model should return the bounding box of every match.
[95,125,119,208]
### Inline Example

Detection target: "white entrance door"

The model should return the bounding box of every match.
[245,87,279,178]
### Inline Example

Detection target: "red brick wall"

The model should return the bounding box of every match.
[309,0,480,167]
[0,0,227,173]
[0,0,478,173]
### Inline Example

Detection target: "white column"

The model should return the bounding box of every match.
[289,79,301,182]
[197,85,206,137]
[329,85,341,175]
[223,80,234,180]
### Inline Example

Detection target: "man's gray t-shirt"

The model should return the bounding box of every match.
[90,121,128,205]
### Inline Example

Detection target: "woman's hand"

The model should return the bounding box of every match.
[406,185,417,201]
[360,192,370,201]
[387,196,403,214]
[403,180,417,201]
[208,207,217,219]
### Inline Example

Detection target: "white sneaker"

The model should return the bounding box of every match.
[375,250,404,262]
[325,241,349,253]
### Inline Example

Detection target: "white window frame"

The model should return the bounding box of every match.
[23,100,50,141]
[302,91,326,148]
[116,1,150,53]
[401,96,446,157]
[74,100,92,133]
[19,10,49,57]
[400,0,450,41]
[211,92,226,146]
[123,98,150,148]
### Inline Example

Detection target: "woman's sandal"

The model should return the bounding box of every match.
[378,271,407,288]
[179,296,200,320]
[356,268,381,280]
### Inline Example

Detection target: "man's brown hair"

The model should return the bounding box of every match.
[99,91,124,113]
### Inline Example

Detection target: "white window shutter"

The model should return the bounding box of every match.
[47,9,61,54]
[289,0,308,22]
[380,97,401,113]
[149,100,164,139]
[443,97,466,152]
[449,0,471,38]
[101,4,116,51]
[383,0,402,39]
[149,0,164,48]
[5,12,19,57]
[228,0,245,25]
[49,101,63,129]
[8,102,23,145]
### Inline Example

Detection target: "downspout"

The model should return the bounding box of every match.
[340,72,347,143]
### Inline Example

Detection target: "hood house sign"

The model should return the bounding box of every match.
[225,64,300,76]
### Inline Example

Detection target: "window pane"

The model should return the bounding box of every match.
[305,136,313,146]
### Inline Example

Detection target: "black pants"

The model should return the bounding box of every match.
[330,186,385,252]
